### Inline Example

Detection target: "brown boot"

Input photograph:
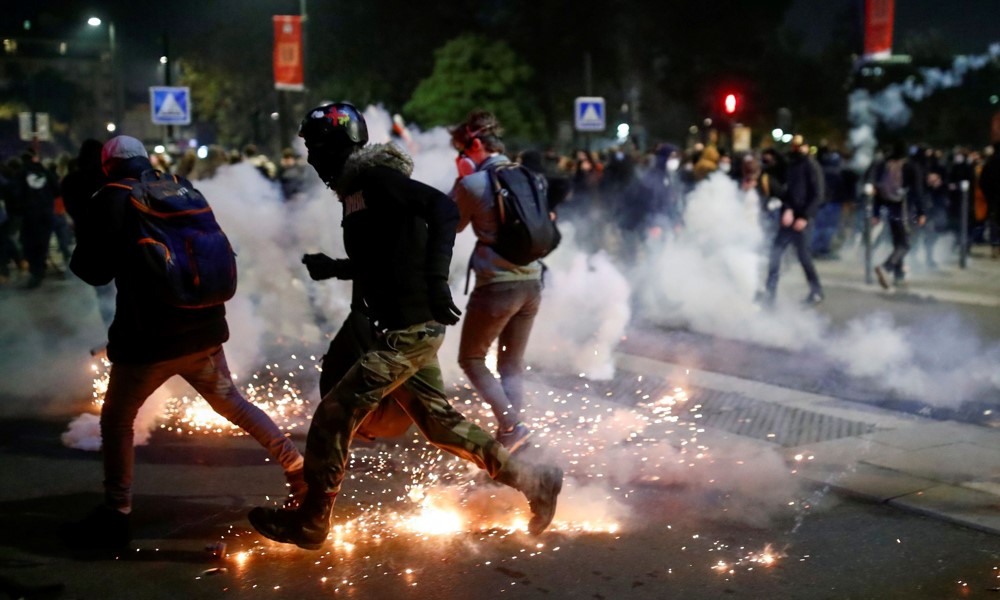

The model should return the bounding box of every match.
[496,461,564,535]
[248,491,335,550]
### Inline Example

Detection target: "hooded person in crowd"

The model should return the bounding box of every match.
[62,138,116,328]
[61,135,305,553]
[15,149,58,288]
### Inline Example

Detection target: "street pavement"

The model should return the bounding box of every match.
[1,244,1000,598]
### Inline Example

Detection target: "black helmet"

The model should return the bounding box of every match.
[298,102,368,152]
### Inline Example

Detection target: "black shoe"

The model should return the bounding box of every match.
[524,465,563,536]
[803,291,824,306]
[59,505,131,553]
[753,290,775,309]
[874,266,890,290]
[249,493,333,551]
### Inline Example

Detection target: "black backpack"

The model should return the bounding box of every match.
[117,170,237,308]
[487,163,561,265]
[876,159,906,203]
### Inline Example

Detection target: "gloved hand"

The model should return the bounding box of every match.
[302,253,353,281]
[428,281,462,325]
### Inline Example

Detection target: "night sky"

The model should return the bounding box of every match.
[3,0,998,96]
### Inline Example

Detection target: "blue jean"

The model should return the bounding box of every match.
[101,345,303,509]
[766,226,822,297]
[458,280,542,431]
[811,203,842,255]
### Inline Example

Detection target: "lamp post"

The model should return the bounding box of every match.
[87,17,121,133]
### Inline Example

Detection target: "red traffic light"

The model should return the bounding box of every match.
[724,93,738,114]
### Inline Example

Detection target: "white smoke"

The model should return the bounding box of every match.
[637,171,1000,407]
[849,43,1000,171]
[636,174,827,350]
[60,105,630,448]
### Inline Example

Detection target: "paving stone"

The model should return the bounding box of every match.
[889,484,1000,535]
[863,442,1000,484]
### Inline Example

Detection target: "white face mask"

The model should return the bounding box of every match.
[666,157,680,171]
[719,162,732,174]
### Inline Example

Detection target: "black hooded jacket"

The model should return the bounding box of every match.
[70,155,228,364]
[332,143,459,330]
[62,139,107,227]
[782,152,824,220]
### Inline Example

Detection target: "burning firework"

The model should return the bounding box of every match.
[74,345,800,557]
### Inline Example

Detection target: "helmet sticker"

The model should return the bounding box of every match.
[324,106,351,126]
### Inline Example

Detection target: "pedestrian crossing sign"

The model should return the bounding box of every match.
[150,86,191,125]
[574,96,606,132]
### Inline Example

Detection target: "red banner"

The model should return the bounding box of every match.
[864,0,894,59]
[273,15,304,91]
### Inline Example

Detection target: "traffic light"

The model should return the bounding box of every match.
[724,93,738,115]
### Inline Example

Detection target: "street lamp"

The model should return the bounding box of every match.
[87,17,121,132]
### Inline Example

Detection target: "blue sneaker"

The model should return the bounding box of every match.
[497,422,533,453]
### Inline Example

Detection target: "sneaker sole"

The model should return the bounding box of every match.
[505,430,534,454]
[528,467,564,536]
[874,267,890,290]
[248,508,325,551]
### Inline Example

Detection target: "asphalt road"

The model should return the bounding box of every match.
[2,247,1000,599]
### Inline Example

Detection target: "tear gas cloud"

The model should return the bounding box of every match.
[635,172,1000,407]
[849,42,1000,172]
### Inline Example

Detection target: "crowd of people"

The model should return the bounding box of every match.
[4,107,1000,555]
[4,128,999,294]
[533,137,1000,277]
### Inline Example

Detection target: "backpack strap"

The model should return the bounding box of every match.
[488,166,507,225]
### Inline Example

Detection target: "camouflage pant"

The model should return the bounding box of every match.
[305,318,511,495]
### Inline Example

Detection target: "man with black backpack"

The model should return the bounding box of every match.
[61,135,306,553]
[449,110,561,452]
[870,141,927,289]
[247,103,563,550]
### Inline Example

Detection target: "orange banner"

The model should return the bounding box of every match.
[864,0,894,59]
[273,15,304,91]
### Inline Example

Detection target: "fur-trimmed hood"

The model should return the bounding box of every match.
[334,142,413,197]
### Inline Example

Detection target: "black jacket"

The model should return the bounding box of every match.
[62,139,107,227]
[782,153,824,220]
[17,161,58,226]
[69,156,228,364]
[871,158,926,221]
[333,143,458,330]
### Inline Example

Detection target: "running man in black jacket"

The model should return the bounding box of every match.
[249,103,563,550]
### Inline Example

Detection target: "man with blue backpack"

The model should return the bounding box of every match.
[449,110,562,453]
[61,135,305,553]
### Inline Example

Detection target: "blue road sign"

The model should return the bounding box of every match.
[150,86,191,125]
[575,96,606,132]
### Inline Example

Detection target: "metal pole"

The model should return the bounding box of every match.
[960,180,970,269]
[300,0,308,91]
[163,32,174,142]
[863,182,874,284]
[109,22,121,131]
